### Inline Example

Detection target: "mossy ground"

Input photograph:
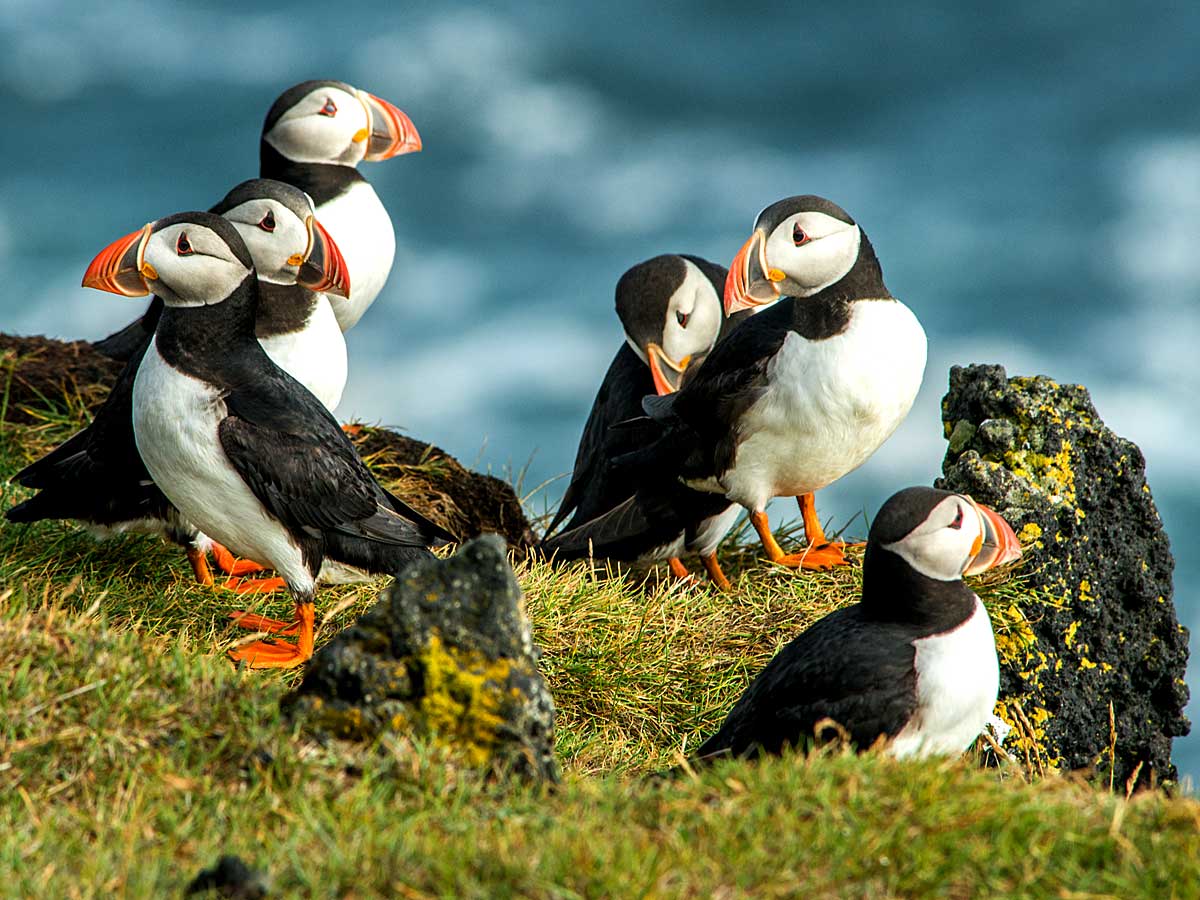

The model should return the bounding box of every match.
[2,398,1199,897]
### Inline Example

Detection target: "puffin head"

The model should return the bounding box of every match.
[724,195,867,314]
[261,80,421,168]
[615,255,727,394]
[211,179,350,297]
[869,486,1022,581]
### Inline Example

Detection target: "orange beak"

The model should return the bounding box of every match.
[963,502,1023,575]
[81,224,153,297]
[723,228,779,315]
[359,91,422,160]
[296,217,351,298]
[646,343,691,395]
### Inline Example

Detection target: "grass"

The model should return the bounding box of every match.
[2,395,1200,897]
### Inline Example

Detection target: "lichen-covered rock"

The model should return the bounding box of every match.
[938,364,1189,786]
[283,535,559,782]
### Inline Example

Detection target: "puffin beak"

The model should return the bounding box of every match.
[646,343,691,395]
[82,224,153,297]
[295,216,351,298]
[963,501,1023,576]
[724,228,779,315]
[357,90,422,160]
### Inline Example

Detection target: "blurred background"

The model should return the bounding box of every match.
[3,1,1198,777]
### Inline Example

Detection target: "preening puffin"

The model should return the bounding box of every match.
[8,181,350,586]
[627,196,927,570]
[83,211,453,669]
[693,486,1021,762]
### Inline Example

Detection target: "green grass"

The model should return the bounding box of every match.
[2,401,1199,897]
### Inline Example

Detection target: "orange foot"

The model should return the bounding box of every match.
[228,610,301,635]
[700,553,733,591]
[751,509,858,571]
[795,493,863,567]
[667,556,701,586]
[211,542,269,577]
[228,602,314,670]
[342,423,363,437]
[222,576,288,595]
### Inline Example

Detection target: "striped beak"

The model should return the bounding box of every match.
[82,224,153,297]
[646,343,692,395]
[963,502,1023,575]
[724,228,780,315]
[294,216,351,298]
[357,91,422,160]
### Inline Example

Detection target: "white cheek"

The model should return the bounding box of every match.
[265,116,363,166]
[661,262,722,362]
[769,225,862,296]
[150,255,245,307]
[884,527,977,581]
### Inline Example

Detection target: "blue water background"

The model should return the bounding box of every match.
[3,1,1198,778]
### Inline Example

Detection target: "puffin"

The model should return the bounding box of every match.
[94,79,419,357]
[541,254,749,588]
[693,486,1022,763]
[7,180,351,586]
[625,196,927,570]
[83,211,454,669]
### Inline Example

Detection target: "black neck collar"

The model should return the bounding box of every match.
[259,141,365,207]
[860,544,978,633]
[154,273,267,386]
[783,231,894,340]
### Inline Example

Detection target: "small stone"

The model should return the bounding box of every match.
[938,364,1189,786]
[185,855,269,898]
[947,419,977,455]
[284,535,560,782]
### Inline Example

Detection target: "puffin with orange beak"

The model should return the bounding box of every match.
[624,195,927,571]
[95,79,421,358]
[85,211,453,669]
[541,254,752,588]
[693,486,1022,763]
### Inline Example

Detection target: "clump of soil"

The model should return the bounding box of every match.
[0,335,121,425]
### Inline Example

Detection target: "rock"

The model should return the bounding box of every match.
[185,854,269,898]
[347,425,537,554]
[938,364,1189,786]
[283,535,559,782]
[0,334,121,425]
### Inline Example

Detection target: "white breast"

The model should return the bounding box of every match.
[316,181,395,332]
[257,294,348,412]
[718,299,926,511]
[889,597,1000,759]
[132,343,312,591]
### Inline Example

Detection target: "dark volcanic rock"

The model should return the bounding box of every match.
[0,334,120,424]
[283,535,559,782]
[185,854,269,898]
[938,364,1189,786]
[348,425,537,554]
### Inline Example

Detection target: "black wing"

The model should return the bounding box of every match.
[218,369,456,548]
[694,605,920,761]
[545,345,652,537]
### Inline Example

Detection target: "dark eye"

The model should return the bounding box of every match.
[320,98,337,117]
[259,211,275,232]
[792,223,810,246]
[676,310,689,327]
[176,232,193,255]
[949,505,964,530]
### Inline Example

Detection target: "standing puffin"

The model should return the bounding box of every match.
[693,486,1022,762]
[8,181,350,585]
[94,79,419,357]
[83,211,454,669]
[629,196,927,570]
[542,254,749,588]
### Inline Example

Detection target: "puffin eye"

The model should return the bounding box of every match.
[176,232,193,256]
[792,223,810,246]
[319,98,337,117]
[676,310,689,327]
[949,505,964,530]
[259,211,276,232]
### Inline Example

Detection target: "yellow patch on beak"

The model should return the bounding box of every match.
[352,127,369,143]
[767,268,786,282]
[287,253,305,267]
[140,262,158,280]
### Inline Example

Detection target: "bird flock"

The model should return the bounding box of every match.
[8,80,1025,762]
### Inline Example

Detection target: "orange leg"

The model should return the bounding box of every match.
[750,510,848,570]
[187,547,213,586]
[211,542,269,577]
[668,557,691,579]
[796,493,864,566]
[700,553,732,591]
[228,609,301,635]
[342,423,363,437]
[228,600,314,670]
[222,575,289,595]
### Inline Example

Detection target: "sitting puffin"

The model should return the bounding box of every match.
[94,79,420,358]
[693,486,1022,762]
[83,211,454,669]
[625,196,927,570]
[7,181,351,586]
[542,254,749,587]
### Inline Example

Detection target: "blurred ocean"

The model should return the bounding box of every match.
[3,1,1198,777]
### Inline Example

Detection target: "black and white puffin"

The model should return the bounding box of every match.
[628,196,927,570]
[693,486,1022,762]
[7,181,350,585]
[541,254,749,588]
[94,79,419,357]
[83,211,453,669]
